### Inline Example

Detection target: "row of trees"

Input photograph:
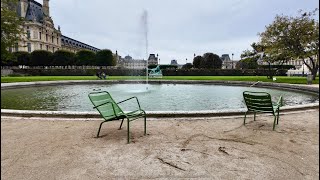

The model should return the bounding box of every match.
[2,49,116,67]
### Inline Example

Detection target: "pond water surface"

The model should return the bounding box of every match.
[1,84,318,112]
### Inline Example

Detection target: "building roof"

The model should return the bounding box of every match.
[148,54,157,60]
[221,54,231,61]
[170,59,178,65]
[22,0,44,22]
[61,35,100,52]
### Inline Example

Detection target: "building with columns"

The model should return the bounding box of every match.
[12,0,99,53]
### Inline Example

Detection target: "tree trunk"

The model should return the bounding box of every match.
[311,67,318,80]
[267,62,273,79]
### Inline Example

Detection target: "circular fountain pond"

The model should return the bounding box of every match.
[1,82,318,113]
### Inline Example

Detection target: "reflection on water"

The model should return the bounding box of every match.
[1,84,318,111]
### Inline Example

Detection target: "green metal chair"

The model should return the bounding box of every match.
[243,91,283,130]
[88,91,146,143]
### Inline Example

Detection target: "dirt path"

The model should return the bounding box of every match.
[1,110,319,179]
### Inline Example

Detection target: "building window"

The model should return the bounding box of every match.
[40,44,43,50]
[27,43,31,52]
[27,30,30,39]
[53,47,55,52]
[46,34,48,42]
[46,45,49,51]
[57,38,59,44]
[52,36,54,43]
[9,47,12,52]
[39,32,42,40]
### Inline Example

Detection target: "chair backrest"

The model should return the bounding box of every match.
[88,91,124,118]
[243,91,274,113]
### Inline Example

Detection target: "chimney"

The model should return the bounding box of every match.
[43,0,49,16]
[20,0,28,17]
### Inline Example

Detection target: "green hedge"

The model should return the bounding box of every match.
[10,68,288,76]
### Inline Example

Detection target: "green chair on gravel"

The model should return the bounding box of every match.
[243,91,283,130]
[88,91,146,143]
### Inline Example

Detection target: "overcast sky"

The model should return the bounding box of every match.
[48,0,319,64]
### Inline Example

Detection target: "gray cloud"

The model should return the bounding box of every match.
[50,0,319,64]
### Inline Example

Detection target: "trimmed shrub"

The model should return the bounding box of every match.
[52,50,75,66]
[12,51,30,66]
[30,50,53,67]
[95,49,114,66]
[75,50,96,66]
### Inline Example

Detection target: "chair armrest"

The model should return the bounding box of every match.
[117,96,142,110]
[93,101,117,117]
[276,96,283,107]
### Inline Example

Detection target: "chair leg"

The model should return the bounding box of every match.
[254,112,256,121]
[273,116,276,130]
[144,115,147,135]
[127,118,130,144]
[243,112,247,125]
[119,118,124,130]
[276,109,280,124]
[97,121,106,138]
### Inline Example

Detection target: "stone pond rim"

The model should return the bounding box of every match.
[1,80,319,118]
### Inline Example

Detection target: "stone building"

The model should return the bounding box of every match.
[116,53,159,69]
[12,0,99,53]
[148,54,158,65]
[220,54,237,69]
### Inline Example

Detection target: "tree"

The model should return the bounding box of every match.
[1,0,24,64]
[236,56,259,69]
[241,42,290,78]
[95,49,114,67]
[75,50,95,66]
[201,53,222,69]
[259,9,319,79]
[52,50,75,67]
[30,50,53,67]
[193,55,203,68]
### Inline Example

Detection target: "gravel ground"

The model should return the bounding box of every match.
[1,109,319,180]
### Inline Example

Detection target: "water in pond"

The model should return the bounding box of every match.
[1,84,318,111]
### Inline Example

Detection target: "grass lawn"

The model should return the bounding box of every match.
[1,75,319,84]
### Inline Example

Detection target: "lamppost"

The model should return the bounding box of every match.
[186,58,187,64]
[232,53,234,69]
[157,54,159,65]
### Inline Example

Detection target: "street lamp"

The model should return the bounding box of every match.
[157,54,159,65]
[232,53,234,69]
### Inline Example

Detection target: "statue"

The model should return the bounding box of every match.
[148,65,163,78]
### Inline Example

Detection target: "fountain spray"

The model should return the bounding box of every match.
[141,10,148,90]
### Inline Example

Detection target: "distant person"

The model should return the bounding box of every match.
[96,67,107,79]
[101,71,107,79]
[96,67,102,79]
